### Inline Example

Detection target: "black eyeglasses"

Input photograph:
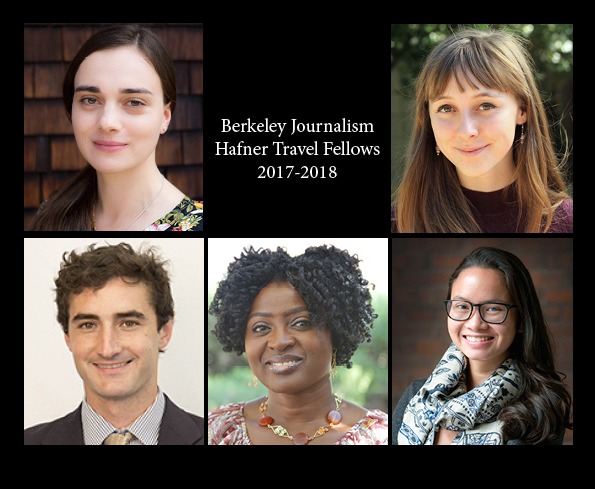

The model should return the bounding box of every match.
[444,300,517,324]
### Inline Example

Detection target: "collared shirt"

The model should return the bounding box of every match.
[81,388,165,445]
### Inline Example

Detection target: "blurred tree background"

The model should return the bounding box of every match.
[207,291,389,414]
[390,24,573,199]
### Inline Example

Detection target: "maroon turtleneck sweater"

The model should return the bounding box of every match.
[390,186,574,233]
[462,186,573,233]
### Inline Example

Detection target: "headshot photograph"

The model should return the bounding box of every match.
[24,237,205,445]
[207,238,389,445]
[24,23,203,231]
[391,237,573,445]
[390,24,573,233]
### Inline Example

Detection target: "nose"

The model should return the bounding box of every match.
[458,111,479,139]
[465,305,488,329]
[96,327,122,358]
[98,103,122,133]
[267,326,296,350]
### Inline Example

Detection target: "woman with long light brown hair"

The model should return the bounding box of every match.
[391,28,572,233]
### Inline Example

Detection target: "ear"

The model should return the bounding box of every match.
[64,332,72,352]
[162,102,172,128]
[517,108,527,125]
[159,318,174,351]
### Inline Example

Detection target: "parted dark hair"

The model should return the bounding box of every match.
[209,245,377,368]
[447,246,573,444]
[55,242,174,334]
[27,23,176,231]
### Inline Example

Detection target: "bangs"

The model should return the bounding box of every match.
[423,35,522,103]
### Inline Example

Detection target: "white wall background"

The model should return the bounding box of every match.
[24,237,204,429]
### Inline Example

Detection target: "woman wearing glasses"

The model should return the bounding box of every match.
[392,246,573,445]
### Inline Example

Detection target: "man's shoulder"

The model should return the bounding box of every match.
[164,395,203,423]
[23,407,82,445]
[161,394,205,445]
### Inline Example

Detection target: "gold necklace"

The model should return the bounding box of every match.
[91,175,165,231]
[258,394,342,445]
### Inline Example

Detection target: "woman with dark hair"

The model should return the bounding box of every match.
[391,27,572,233]
[208,244,388,445]
[27,24,203,231]
[392,246,573,445]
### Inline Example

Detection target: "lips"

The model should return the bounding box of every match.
[456,145,487,155]
[464,335,494,343]
[265,354,304,374]
[93,140,128,152]
[94,140,127,146]
[94,359,133,370]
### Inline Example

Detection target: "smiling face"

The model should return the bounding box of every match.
[64,277,172,407]
[429,72,527,191]
[71,46,171,175]
[244,281,333,395]
[447,267,520,372]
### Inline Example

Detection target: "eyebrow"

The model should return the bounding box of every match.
[71,310,148,322]
[74,85,154,95]
[433,90,503,103]
[247,306,309,320]
[451,295,508,303]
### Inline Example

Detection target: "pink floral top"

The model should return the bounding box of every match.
[208,402,388,445]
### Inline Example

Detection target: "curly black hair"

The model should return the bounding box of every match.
[209,244,377,368]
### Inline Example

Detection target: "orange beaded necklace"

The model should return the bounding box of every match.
[258,394,342,445]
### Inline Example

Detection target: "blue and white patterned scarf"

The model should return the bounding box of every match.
[398,343,521,445]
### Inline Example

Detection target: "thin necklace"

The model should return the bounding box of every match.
[92,175,165,231]
[258,394,342,445]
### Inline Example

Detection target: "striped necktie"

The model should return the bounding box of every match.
[103,431,134,445]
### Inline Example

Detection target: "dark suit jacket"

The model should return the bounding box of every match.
[23,394,204,445]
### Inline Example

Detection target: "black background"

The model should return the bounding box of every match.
[203,23,390,235]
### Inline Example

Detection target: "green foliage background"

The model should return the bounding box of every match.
[390,24,573,198]
[207,292,389,413]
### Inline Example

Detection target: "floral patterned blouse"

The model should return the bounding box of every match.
[208,402,388,445]
[145,197,203,231]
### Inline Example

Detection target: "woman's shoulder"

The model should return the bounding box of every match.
[393,379,426,418]
[208,401,244,417]
[365,408,389,426]
[548,197,573,233]
[559,197,573,215]
[146,197,203,231]
[338,405,389,445]
[556,197,573,216]
[207,402,245,429]
[207,402,250,445]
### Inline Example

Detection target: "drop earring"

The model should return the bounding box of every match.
[330,350,337,379]
[436,146,441,156]
[248,372,259,388]
[520,124,525,144]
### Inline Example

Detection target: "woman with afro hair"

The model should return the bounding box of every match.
[208,244,388,445]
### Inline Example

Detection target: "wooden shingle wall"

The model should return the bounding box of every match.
[23,23,203,229]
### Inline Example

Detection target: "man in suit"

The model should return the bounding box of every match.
[24,242,204,445]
